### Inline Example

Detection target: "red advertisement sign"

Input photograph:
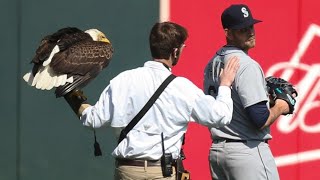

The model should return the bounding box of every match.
[163,0,320,179]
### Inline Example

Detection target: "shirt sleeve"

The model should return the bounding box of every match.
[80,85,113,128]
[191,86,233,127]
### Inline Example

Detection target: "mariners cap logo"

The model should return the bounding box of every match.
[241,7,249,18]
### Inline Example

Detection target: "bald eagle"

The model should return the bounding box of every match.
[23,27,114,97]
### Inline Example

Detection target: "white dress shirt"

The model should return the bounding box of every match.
[80,61,232,160]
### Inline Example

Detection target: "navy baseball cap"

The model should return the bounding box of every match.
[221,4,262,29]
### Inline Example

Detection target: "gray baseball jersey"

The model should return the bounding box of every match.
[204,45,271,140]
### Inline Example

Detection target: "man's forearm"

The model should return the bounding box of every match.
[260,99,289,129]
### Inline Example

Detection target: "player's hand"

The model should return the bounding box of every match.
[274,99,290,115]
[220,56,240,87]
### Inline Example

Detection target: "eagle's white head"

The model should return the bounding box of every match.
[85,29,110,43]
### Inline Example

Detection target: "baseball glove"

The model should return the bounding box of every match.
[265,76,298,114]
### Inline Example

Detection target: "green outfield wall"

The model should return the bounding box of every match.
[0,0,158,179]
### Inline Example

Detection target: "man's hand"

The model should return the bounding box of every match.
[220,56,240,87]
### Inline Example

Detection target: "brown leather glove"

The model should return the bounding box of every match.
[64,88,88,116]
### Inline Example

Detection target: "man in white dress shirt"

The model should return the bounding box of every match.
[65,21,239,180]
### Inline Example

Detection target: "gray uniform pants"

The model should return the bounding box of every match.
[209,140,279,180]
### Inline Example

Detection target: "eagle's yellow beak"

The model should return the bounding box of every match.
[100,37,110,43]
[99,33,110,43]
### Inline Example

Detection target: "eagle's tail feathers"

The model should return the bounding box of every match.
[47,76,59,89]
[23,66,72,91]
[54,74,66,87]
[22,71,34,86]
[66,76,73,83]
[35,66,52,90]
[32,68,42,87]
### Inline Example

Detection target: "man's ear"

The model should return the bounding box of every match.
[173,48,179,58]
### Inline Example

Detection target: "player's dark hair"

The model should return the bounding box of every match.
[149,22,188,59]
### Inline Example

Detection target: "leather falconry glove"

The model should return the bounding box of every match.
[63,88,88,116]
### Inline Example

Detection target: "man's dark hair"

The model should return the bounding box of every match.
[149,22,188,59]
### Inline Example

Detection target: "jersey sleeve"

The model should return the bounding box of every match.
[236,63,268,108]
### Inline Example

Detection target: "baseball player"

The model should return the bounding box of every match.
[204,4,292,180]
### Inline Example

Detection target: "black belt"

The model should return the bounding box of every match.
[215,139,269,144]
[116,159,161,167]
[225,139,247,143]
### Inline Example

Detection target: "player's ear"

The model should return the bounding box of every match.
[224,28,232,40]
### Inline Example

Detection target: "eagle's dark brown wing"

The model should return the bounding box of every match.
[51,40,114,97]
[31,27,85,75]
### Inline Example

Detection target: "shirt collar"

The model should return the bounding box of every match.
[144,61,172,72]
[216,45,245,56]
